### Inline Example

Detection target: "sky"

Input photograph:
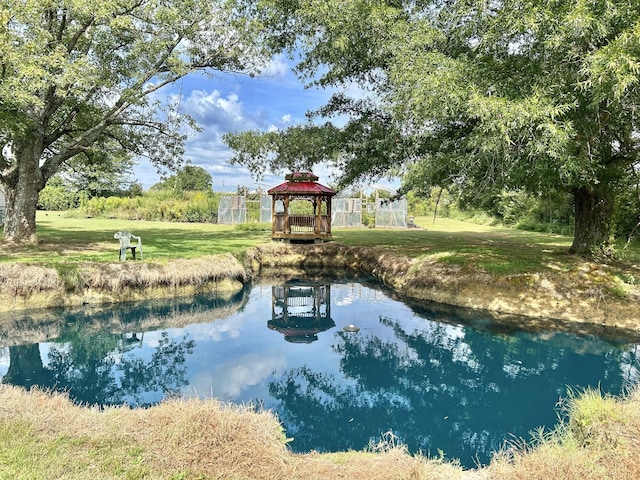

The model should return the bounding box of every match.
[134,54,399,193]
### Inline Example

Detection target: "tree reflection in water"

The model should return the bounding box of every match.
[0,288,247,407]
[4,330,194,407]
[269,314,633,466]
[1,279,638,468]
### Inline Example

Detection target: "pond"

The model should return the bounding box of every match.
[1,275,639,468]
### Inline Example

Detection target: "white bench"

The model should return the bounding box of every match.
[114,231,143,261]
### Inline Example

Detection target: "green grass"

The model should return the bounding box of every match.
[334,217,569,274]
[334,217,640,275]
[0,212,272,263]
[1,213,639,277]
[0,423,149,479]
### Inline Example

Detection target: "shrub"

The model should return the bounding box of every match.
[38,186,83,211]
[76,191,221,223]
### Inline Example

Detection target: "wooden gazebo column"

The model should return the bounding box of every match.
[284,196,291,235]
[271,195,277,235]
[314,197,321,237]
[326,196,332,236]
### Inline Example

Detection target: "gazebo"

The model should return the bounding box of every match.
[268,172,336,242]
[267,281,334,343]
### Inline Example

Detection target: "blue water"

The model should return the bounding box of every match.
[0,277,638,468]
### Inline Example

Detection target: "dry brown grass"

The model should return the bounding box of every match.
[3,383,640,479]
[0,254,251,312]
[0,263,62,294]
[0,385,471,480]
[81,254,249,292]
[0,254,247,297]
[485,388,640,480]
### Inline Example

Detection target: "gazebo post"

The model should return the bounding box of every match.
[271,195,277,236]
[314,197,321,237]
[284,196,290,234]
[326,197,332,235]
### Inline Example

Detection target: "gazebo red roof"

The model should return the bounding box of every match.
[267,172,336,196]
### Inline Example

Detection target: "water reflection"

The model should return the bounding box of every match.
[268,314,639,464]
[0,278,638,468]
[0,289,249,406]
[268,281,335,343]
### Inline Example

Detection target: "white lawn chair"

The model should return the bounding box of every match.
[114,231,143,261]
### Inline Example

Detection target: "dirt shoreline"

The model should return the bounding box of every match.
[251,243,640,331]
[2,242,639,336]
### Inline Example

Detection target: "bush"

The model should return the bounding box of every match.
[77,190,220,223]
[614,188,640,241]
[38,186,83,211]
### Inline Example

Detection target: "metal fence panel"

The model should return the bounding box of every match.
[260,196,272,223]
[375,198,407,228]
[332,198,362,227]
[218,196,246,224]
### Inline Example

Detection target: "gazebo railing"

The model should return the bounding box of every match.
[290,215,315,232]
[273,214,331,235]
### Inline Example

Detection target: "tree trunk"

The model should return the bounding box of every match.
[570,186,615,256]
[2,138,45,244]
[3,344,52,390]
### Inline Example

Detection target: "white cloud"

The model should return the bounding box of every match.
[182,89,250,131]
[262,54,290,79]
[132,57,366,191]
[189,351,287,400]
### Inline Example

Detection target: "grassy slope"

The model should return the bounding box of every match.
[0,212,272,263]
[1,383,639,479]
[334,217,639,275]
[2,212,639,323]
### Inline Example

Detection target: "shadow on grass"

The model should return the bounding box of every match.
[3,215,639,276]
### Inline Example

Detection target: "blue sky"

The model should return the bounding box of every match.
[135,54,399,193]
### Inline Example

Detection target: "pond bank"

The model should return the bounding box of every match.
[249,242,640,333]
[1,242,639,334]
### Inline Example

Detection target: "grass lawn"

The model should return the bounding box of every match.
[0,212,272,263]
[1,212,638,276]
[333,217,581,274]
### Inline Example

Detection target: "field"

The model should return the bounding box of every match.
[2,212,638,277]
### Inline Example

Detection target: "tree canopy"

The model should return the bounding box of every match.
[0,0,271,242]
[225,0,640,255]
[151,165,213,192]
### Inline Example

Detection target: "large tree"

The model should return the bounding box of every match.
[226,0,640,255]
[150,165,213,192]
[0,0,270,243]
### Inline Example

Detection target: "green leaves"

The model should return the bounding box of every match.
[1,0,273,164]
[223,0,640,252]
[581,23,640,103]
[0,0,279,241]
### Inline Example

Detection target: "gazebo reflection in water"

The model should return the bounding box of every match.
[268,280,335,343]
